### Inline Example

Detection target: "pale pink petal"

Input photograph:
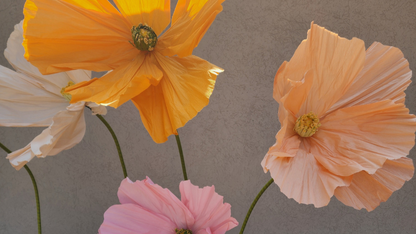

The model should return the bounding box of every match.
[6,144,36,171]
[179,181,238,234]
[330,42,411,112]
[117,177,195,230]
[334,157,414,211]
[0,66,67,127]
[311,100,416,176]
[98,204,176,234]
[86,102,108,116]
[266,143,352,207]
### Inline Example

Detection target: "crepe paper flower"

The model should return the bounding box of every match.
[23,0,225,143]
[0,21,107,170]
[261,22,416,211]
[99,177,238,234]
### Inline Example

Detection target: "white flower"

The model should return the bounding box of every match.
[0,21,107,170]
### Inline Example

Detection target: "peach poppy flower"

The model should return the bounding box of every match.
[261,22,416,211]
[23,0,224,143]
[99,177,238,234]
[0,21,106,170]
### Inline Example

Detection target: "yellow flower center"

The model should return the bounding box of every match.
[294,112,321,137]
[131,23,157,51]
[175,228,193,234]
[60,81,75,102]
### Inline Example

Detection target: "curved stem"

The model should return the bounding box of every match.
[24,165,42,234]
[0,142,42,234]
[95,114,128,178]
[239,178,274,234]
[175,134,188,180]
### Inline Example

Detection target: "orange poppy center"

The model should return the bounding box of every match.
[60,81,75,102]
[131,23,157,51]
[294,112,321,137]
[175,228,193,234]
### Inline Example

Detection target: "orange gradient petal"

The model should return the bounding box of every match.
[265,143,352,208]
[329,42,412,112]
[132,53,222,143]
[274,23,365,117]
[66,53,163,108]
[113,0,170,35]
[311,100,416,177]
[157,0,225,57]
[334,157,414,211]
[23,0,137,74]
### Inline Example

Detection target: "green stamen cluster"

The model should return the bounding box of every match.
[175,228,193,234]
[131,23,157,51]
[60,81,75,102]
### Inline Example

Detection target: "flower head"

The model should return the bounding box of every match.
[99,177,238,234]
[262,22,416,211]
[23,0,225,143]
[0,21,106,170]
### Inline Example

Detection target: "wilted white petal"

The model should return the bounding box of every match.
[86,102,107,115]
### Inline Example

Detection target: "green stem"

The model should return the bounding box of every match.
[95,114,128,178]
[175,134,188,180]
[239,178,274,234]
[0,142,42,234]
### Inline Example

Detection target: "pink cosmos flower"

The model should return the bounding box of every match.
[99,177,238,234]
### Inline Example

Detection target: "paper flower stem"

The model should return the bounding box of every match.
[175,134,188,180]
[239,178,274,234]
[96,114,128,178]
[0,142,42,234]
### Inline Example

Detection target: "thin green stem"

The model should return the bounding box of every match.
[239,178,274,234]
[95,114,128,178]
[175,134,188,180]
[0,142,42,234]
[24,165,42,234]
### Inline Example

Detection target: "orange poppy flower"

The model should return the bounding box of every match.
[23,0,225,143]
[262,22,416,211]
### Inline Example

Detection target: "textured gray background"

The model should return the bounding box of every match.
[1,0,416,233]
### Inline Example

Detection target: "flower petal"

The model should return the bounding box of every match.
[6,106,86,170]
[5,20,82,95]
[113,0,170,35]
[23,0,137,74]
[179,181,238,233]
[0,66,67,127]
[266,143,352,207]
[274,23,365,117]
[132,54,222,143]
[66,53,162,108]
[329,42,412,112]
[311,100,416,176]
[157,0,225,57]
[117,177,195,230]
[99,204,176,234]
[334,157,414,211]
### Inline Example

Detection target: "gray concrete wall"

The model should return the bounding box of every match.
[0,0,416,233]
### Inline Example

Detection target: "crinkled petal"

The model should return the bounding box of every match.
[311,100,416,176]
[117,177,195,230]
[334,157,414,211]
[5,20,78,95]
[132,54,222,143]
[274,23,365,117]
[0,66,67,126]
[329,42,412,112]
[6,106,86,170]
[157,0,225,57]
[265,143,352,207]
[66,53,162,108]
[86,102,107,115]
[113,0,170,35]
[179,181,238,233]
[98,204,176,234]
[23,0,137,74]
